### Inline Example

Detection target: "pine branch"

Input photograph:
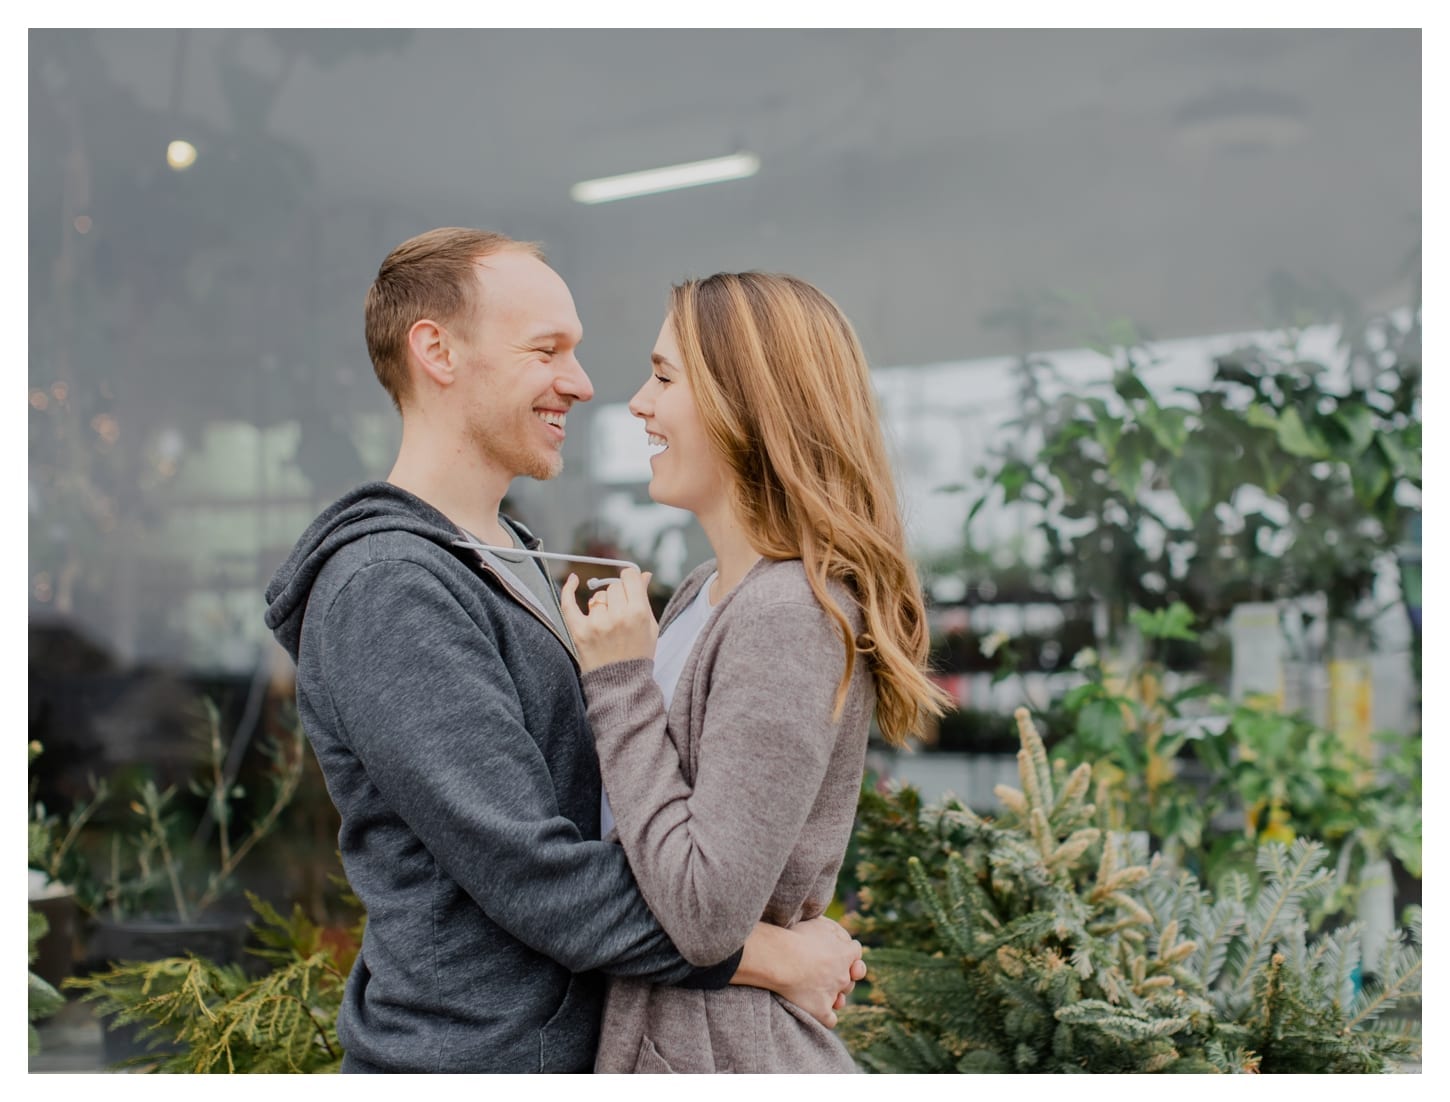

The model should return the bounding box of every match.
[1014,708,1055,810]
[906,856,974,958]
[1346,953,1422,1030]
[1221,840,1333,1003]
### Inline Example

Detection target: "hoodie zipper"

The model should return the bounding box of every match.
[461,537,580,669]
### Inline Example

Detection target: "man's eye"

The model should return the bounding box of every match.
[537,348,556,357]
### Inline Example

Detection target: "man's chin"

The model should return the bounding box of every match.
[523,454,564,481]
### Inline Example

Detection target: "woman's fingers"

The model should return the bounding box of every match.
[560,574,583,630]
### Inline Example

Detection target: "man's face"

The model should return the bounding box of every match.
[452,251,593,481]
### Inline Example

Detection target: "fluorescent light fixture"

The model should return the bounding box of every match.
[571,152,760,204]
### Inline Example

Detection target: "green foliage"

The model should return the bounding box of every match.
[29,908,66,1057]
[64,890,362,1073]
[29,701,308,922]
[1042,606,1418,915]
[29,740,112,909]
[966,291,1420,636]
[840,709,1421,1073]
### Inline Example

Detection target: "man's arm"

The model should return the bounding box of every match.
[320,559,732,984]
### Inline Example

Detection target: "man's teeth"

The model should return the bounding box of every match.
[647,433,668,452]
[536,411,566,428]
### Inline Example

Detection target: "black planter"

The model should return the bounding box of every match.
[28,883,79,990]
[87,916,252,1067]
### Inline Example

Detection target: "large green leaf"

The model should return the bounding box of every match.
[1114,367,1151,404]
[1274,407,1330,460]
[1086,398,1123,456]
[1330,403,1377,458]
[1130,602,1198,641]
[1170,442,1215,523]
[1078,698,1127,752]
[1350,442,1393,508]
[1109,432,1149,500]
[998,460,1033,504]
[1142,405,1190,456]
[1376,430,1421,484]
[1244,403,1280,431]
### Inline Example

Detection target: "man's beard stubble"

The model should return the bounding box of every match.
[466,410,563,483]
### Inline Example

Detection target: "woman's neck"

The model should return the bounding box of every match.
[697,501,761,605]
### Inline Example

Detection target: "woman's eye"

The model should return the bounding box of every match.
[654,373,671,386]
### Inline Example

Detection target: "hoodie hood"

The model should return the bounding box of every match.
[263,481,537,661]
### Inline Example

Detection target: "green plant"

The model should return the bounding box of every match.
[29,909,66,1057]
[1040,603,1413,917]
[28,740,111,911]
[64,888,362,1072]
[839,709,1421,1073]
[96,696,305,922]
[1046,602,1220,862]
[1359,731,1422,881]
[32,700,307,922]
[967,292,1420,640]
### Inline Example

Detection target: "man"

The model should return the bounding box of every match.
[264,228,864,1073]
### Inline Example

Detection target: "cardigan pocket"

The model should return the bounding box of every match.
[634,1035,676,1073]
[634,1034,734,1074]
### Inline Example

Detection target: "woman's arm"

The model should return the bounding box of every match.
[574,591,852,965]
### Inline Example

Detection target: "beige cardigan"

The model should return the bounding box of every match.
[581,557,872,1074]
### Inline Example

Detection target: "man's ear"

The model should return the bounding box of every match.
[407,319,455,389]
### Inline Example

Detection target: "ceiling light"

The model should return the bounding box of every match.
[166,140,198,171]
[571,152,760,204]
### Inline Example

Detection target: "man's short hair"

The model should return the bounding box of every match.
[364,228,545,411]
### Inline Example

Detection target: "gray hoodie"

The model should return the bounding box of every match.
[264,482,736,1072]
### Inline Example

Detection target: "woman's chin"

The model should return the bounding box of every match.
[646,480,683,511]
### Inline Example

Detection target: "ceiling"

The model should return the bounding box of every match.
[69,28,1420,405]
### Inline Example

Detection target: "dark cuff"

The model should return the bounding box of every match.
[671,946,743,990]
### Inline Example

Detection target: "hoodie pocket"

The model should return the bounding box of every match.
[539,973,597,1072]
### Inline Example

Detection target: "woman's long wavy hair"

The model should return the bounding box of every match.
[668,272,951,747]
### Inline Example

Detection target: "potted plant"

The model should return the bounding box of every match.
[34,697,306,1065]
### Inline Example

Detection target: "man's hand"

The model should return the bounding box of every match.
[732,917,867,1029]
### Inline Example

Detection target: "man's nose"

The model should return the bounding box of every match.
[557,354,594,402]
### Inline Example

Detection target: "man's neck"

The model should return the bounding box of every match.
[387,417,513,545]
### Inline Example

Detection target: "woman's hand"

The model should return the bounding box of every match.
[560,567,659,674]
[733,917,866,1029]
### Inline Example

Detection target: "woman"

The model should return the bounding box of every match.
[560,272,949,1073]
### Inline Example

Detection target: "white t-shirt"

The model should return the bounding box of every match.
[600,573,718,838]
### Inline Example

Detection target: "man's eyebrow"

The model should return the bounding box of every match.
[526,327,582,344]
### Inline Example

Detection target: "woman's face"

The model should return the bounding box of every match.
[627,315,733,520]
